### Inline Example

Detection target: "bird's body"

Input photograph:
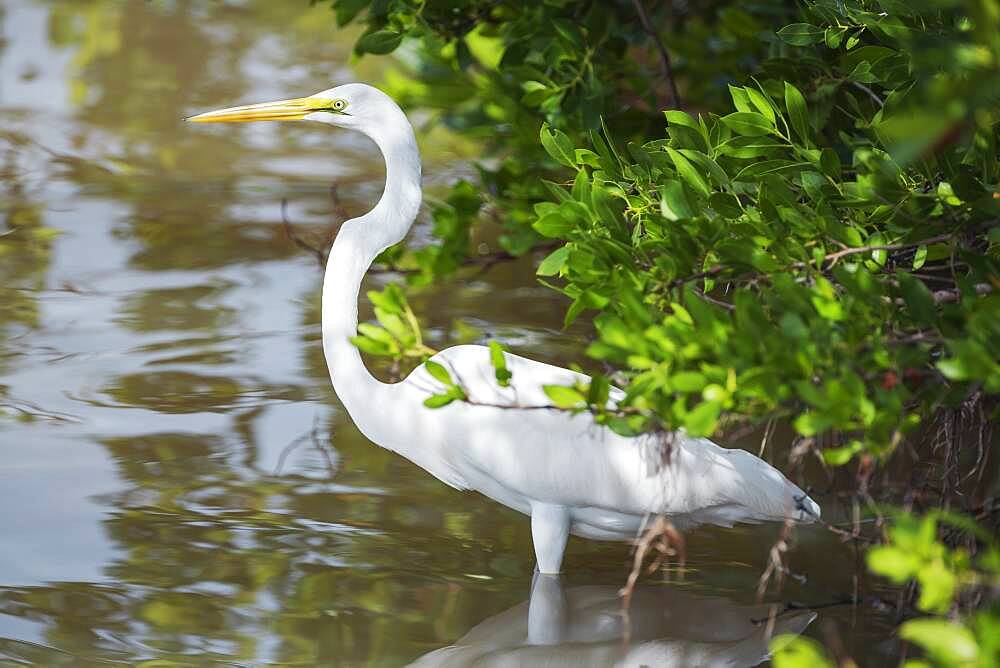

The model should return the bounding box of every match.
[190,83,820,574]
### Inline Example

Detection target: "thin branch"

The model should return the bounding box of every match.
[757,518,795,600]
[281,198,328,269]
[795,495,880,545]
[620,515,685,607]
[692,287,735,311]
[275,413,336,477]
[816,232,954,268]
[759,418,776,458]
[630,0,681,109]
[847,79,885,107]
[931,283,993,304]
[669,225,998,291]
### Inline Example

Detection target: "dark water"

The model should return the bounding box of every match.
[0,2,900,665]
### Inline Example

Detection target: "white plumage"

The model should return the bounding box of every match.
[189,83,820,574]
[409,573,816,667]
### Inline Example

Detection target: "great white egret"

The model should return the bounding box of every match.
[409,573,815,666]
[189,84,820,574]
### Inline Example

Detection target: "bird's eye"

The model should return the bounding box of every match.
[332,99,347,111]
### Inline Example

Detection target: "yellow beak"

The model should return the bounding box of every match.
[186,96,337,123]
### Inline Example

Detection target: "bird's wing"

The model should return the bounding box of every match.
[410,344,624,408]
[397,345,816,527]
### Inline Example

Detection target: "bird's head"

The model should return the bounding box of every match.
[186,83,399,133]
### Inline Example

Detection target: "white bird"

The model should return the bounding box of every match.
[409,573,815,667]
[189,83,820,574]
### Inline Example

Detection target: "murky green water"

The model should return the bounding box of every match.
[0,2,903,665]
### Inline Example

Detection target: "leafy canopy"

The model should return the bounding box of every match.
[333,0,1000,461]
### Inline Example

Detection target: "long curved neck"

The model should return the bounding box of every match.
[322,108,421,425]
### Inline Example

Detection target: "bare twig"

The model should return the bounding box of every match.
[669,225,999,291]
[281,198,328,269]
[759,418,776,458]
[931,283,993,304]
[757,518,794,600]
[818,233,954,267]
[274,413,336,477]
[0,398,81,424]
[693,287,735,311]
[631,0,682,109]
[847,80,884,107]
[329,183,350,222]
[620,515,686,607]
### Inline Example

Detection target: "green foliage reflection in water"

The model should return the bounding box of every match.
[0,2,543,662]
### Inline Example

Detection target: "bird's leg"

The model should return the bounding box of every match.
[530,502,570,574]
[527,571,567,645]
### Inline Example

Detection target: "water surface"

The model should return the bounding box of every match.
[0,2,898,665]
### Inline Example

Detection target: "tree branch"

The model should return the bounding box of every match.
[812,232,954,268]
[631,0,681,109]
[669,225,998,291]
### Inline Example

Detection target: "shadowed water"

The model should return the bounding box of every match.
[0,1,899,665]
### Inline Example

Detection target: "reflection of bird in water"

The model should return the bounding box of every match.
[188,84,820,574]
[409,573,815,667]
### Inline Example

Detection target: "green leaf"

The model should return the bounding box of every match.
[666,147,710,198]
[537,245,569,276]
[351,335,393,356]
[356,323,395,344]
[825,26,847,49]
[728,84,752,113]
[822,440,863,466]
[683,400,721,436]
[423,393,456,408]
[574,148,601,168]
[936,358,969,381]
[488,340,512,387]
[746,87,776,123]
[898,274,937,325]
[424,360,454,386]
[369,285,406,313]
[734,160,809,182]
[770,635,835,668]
[868,546,920,582]
[571,169,591,202]
[916,560,956,613]
[533,212,574,238]
[709,192,741,218]
[899,620,979,665]
[356,30,403,55]
[664,109,700,130]
[333,0,368,26]
[718,136,787,159]
[540,123,576,168]
[659,181,694,221]
[671,371,706,392]
[721,112,775,136]
[820,148,841,178]
[587,375,611,407]
[679,149,729,188]
[784,82,811,146]
[543,384,586,408]
[776,23,824,46]
[794,411,832,437]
